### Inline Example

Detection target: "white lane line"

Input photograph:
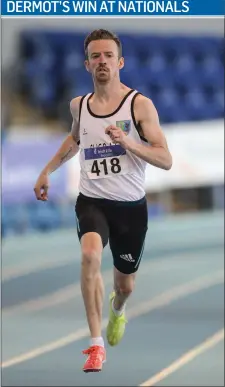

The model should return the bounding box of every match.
[1,270,223,369]
[3,269,111,315]
[139,328,224,386]
[2,257,74,281]
[3,252,212,315]
[3,229,222,281]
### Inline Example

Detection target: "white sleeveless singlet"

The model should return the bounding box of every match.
[78,89,149,201]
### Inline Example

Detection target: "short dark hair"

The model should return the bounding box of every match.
[84,29,122,58]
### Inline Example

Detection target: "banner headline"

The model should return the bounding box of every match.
[2,0,224,15]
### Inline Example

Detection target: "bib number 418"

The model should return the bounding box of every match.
[91,157,121,176]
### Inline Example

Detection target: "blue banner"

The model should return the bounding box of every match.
[84,145,126,160]
[1,0,224,16]
[2,138,67,204]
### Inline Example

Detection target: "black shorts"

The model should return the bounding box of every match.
[75,193,148,274]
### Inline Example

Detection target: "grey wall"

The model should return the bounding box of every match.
[2,17,224,68]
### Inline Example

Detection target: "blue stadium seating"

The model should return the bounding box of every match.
[1,201,76,237]
[18,31,224,123]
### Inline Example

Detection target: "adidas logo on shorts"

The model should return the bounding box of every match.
[120,254,135,263]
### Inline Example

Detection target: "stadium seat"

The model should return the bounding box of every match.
[18,32,224,123]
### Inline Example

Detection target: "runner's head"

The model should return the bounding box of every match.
[84,29,124,84]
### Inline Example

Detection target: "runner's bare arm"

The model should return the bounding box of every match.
[41,96,82,175]
[128,95,172,170]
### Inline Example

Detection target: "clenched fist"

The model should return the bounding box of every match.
[34,173,50,201]
[105,125,131,149]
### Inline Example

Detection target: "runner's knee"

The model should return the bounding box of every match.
[81,233,102,277]
[115,271,135,296]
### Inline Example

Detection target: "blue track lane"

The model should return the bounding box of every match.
[2,211,224,386]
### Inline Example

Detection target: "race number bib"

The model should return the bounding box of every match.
[84,145,129,179]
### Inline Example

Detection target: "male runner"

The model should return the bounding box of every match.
[34,29,172,373]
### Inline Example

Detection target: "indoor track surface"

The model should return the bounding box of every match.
[2,211,224,386]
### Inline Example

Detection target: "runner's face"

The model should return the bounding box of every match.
[85,39,124,83]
